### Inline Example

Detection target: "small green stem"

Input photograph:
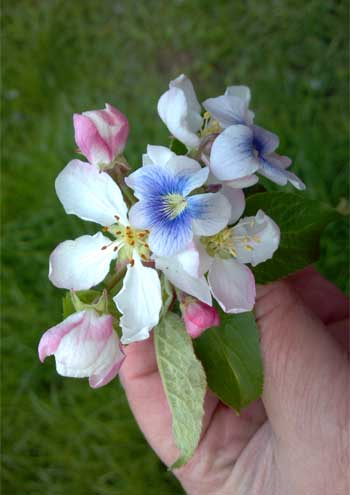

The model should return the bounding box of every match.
[104,267,127,291]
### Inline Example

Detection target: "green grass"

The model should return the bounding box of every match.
[1,1,348,493]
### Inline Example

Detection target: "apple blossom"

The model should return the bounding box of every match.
[48,159,162,344]
[202,209,280,313]
[38,309,125,388]
[74,103,129,168]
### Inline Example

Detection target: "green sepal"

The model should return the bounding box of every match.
[62,290,119,320]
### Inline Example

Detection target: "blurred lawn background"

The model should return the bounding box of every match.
[1,0,348,494]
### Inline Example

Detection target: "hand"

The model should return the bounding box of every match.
[120,268,349,495]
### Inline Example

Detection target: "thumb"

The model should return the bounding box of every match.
[255,280,348,440]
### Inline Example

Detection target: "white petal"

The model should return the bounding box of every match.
[220,186,246,224]
[203,95,249,127]
[225,85,251,105]
[232,210,280,266]
[166,155,202,176]
[49,232,118,290]
[189,192,231,236]
[114,254,162,344]
[182,166,209,196]
[225,175,259,188]
[155,249,212,305]
[157,75,202,149]
[209,259,256,313]
[55,160,129,226]
[143,144,175,167]
[170,74,202,114]
[210,125,260,181]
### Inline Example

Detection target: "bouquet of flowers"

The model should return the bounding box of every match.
[38,75,336,467]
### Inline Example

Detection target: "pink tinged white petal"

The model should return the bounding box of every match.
[182,299,220,338]
[208,258,256,313]
[190,192,231,236]
[210,125,260,181]
[74,103,129,166]
[220,186,245,225]
[38,310,125,388]
[232,210,280,266]
[157,74,202,149]
[114,254,162,344]
[155,246,212,305]
[55,160,129,226]
[74,114,111,166]
[49,232,118,290]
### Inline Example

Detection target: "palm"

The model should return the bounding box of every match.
[120,268,349,495]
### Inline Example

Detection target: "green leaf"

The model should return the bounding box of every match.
[245,192,338,284]
[169,137,188,155]
[194,311,263,412]
[154,312,206,468]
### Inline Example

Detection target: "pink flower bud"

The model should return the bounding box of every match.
[182,299,220,338]
[38,309,125,388]
[73,103,129,167]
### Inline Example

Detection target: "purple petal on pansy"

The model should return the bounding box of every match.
[210,125,260,181]
[251,125,279,155]
[259,156,305,190]
[148,213,193,256]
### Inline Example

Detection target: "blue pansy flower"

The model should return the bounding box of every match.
[209,123,305,190]
[126,146,231,257]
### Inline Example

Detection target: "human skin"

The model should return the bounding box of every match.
[120,268,349,495]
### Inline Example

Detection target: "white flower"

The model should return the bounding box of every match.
[49,159,162,344]
[156,210,280,314]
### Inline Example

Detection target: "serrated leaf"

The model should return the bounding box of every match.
[245,192,338,283]
[154,312,206,468]
[194,311,263,412]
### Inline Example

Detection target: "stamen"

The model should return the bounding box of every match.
[101,245,108,250]
[130,258,135,267]
[114,215,120,220]
[113,246,119,251]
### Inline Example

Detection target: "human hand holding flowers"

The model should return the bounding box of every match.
[38,74,340,470]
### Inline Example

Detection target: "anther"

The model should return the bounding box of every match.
[113,246,118,251]
[130,259,135,267]
[114,215,120,220]
[102,227,109,232]
[101,245,108,250]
